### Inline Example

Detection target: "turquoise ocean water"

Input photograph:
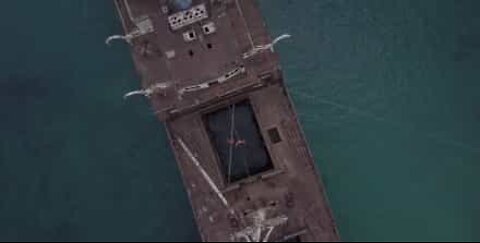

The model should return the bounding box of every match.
[0,0,479,241]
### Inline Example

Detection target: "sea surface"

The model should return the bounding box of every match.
[0,0,479,241]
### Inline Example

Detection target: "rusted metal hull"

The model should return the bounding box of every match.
[111,0,340,241]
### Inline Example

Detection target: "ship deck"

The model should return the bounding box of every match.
[114,0,277,120]
[166,84,339,241]
[113,0,340,241]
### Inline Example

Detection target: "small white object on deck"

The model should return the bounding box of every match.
[106,17,154,45]
[123,82,171,99]
[168,4,208,31]
[243,34,292,59]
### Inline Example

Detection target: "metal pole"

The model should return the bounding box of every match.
[177,138,231,210]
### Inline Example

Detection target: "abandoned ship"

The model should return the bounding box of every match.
[107,0,340,241]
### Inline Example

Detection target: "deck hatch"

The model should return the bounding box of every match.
[204,100,274,183]
[267,127,282,144]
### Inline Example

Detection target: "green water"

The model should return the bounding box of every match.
[0,0,479,241]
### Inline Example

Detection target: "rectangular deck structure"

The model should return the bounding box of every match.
[111,0,340,241]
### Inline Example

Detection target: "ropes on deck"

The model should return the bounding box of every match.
[227,104,236,184]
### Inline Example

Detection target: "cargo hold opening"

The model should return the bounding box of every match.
[204,100,274,183]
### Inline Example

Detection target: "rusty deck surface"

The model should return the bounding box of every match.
[111,0,340,241]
